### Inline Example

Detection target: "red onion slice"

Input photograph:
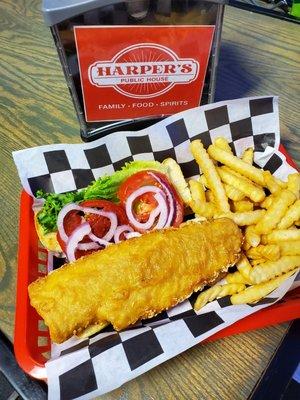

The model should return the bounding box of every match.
[114,225,134,243]
[79,206,118,242]
[88,233,111,247]
[66,222,91,262]
[57,203,83,243]
[57,203,118,244]
[77,242,101,251]
[152,192,169,229]
[125,185,165,230]
[149,172,175,228]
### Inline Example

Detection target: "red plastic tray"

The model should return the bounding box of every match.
[14,144,300,381]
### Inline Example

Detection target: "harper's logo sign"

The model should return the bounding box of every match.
[88,43,199,99]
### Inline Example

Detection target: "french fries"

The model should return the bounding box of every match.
[287,173,300,199]
[207,145,265,186]
[247,244,280,261]
[260,195,273,209]
[218,166,265,202]
[233,200,254,213]
[163,157,192,204]
[278,241,300,256]
[190,140,230,213]
[277,199,300,229]
[241,148,254,165]
[231,269,298,305]
[189,179,206,204]
[194,283,245,310]
[263,171,281,194]
[249,255,300,284]
[236,253,253,280]
[214,137,233,154]
[226,270,251,284]
[224,185,245,201]
[255,190,296,234]
[191,201,217,218]
[245,225,260,247]
[262,229,300,243]
[205,189,215,203]
[188,136,299,309]
[250,258,266,266]
[200,175,245,201]
[218,210,266,226]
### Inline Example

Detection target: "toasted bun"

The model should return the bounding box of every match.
[34,213,62,253]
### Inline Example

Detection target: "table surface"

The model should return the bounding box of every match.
[0,1,299,399]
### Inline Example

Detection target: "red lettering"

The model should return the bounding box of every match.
[152,64,163,74]
[126,65,139,75]
[97,66,111,76]
[164,64,176,74]
[181,63,193,73]
[140,65,152,74]
[111,66,124,75]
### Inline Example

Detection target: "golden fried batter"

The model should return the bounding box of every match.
[28,218,242,343]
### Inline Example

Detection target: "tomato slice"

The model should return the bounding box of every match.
[118,170,184,229]
[80,199,128,239]
[57,199,128,258]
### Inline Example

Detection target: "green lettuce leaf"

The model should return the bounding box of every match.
[36,160,166,234]
[83,160,166,202]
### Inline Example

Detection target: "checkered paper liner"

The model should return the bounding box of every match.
[13,96,299,400]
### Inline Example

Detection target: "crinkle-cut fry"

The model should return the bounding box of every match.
[255,190,296,234]
[231,269,298,305]
[194,283,245,310]
[233,200,254,213]
[275,178,287,188]
[190,200,217,218]
[224,185,245,201]
[249,255,300,284]
[242,241,251,251]
[217,210,266,226]
[260,235,268,245]
[263,229,300,243]
[241,148,254,165]
[225,271,251,284]
[277,199,300,229]
[189,179,206,204]
[247,244,280,261]
[236,253,253,280]
[245,225,260,247]
[207,145,265,186]
[295,220,300,227]
[214,137,233,154]
[278,241,300,256]
[260,195,273,209]
[250,258,266,266]
[218,166,265,203]
[199,174,209,188]
[289,225,298,230]
[199,174,244,201]
[205,189,215,203]
[263,170,281,194]
[163,158,192,205]
[191,140,230,213]
[287,173,300,199]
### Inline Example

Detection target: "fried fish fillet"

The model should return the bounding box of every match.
[28,218,242,343]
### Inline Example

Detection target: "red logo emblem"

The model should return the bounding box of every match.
[88,43,199,99]
[74,26,215,122]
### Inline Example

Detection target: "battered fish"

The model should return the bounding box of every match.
[28,218,242,343]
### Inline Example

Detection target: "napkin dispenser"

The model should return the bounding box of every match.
[42,0,225,141]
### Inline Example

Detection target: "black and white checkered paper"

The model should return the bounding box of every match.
[13,97,299,400]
